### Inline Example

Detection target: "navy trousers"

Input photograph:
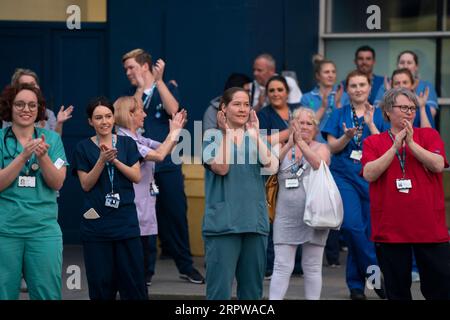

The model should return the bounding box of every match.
[155,169,194,275]
[83,237,147,300]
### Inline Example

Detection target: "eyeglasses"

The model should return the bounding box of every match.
[13,100,39,111]
[392,105,417,113]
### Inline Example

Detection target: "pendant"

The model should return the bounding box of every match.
[31,163,40,171]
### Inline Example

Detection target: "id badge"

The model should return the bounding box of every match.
[18,176,36,188]
[396,179,412,193]
[285,178,299,189]
[105,193,120,208]
[150,181,159,196]
[350,150,362,161]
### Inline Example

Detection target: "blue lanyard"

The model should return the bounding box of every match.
[97,135,116,192]
[143,83,157,110]
[387,130,406,178]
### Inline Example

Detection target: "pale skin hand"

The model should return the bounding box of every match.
[34,134,67,190]
[168,109,187,142]
[217,110,229,132]
[152,59,165,82]
[364,103,380,134]
[245,110,260,139]
[57,105,74,124]
[384,76,391,91]
[343,122,358,138]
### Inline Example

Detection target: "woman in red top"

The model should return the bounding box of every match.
[362,87,450,300]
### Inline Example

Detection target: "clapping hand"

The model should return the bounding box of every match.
[169,109,187,141]
[57,105,74,124]
[34,134,50,158]
[21,137,43,160]
[246,110,260,138]
[343,122,358,139]
[363,103,375,125]
[99,144,117,164]
[217,110,229,132]
[417,87,429,109]
[152,59,165,82]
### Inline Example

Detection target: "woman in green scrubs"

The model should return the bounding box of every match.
[0,83,68,299]
[202,87,279,300]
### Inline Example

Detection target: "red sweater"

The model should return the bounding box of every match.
[362,128,449,243]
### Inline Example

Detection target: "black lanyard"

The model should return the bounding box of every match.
[350,104,365,149]
[387,130,406,177]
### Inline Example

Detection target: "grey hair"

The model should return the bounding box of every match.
[10,68,39,86]
[293,107,319,128]
[255,53,276,69]
[379,87,419,122]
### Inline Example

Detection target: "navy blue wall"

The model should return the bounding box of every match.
[108,0,319,134]
[0,0,319,243]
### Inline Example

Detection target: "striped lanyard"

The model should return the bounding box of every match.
[350,104,364,149]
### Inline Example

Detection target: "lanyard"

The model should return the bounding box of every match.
[387,130,406,178]
[350,104,364,149]
[97,135,116,192]
[143,83,157,110]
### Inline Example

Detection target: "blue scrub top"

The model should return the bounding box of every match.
[374,79,438,109]
[257,103,299,135]
[321,104,386,182]
[341,74,384,105]
[72,135,142,241]
[301,85,350,142]
[127,82,180,172]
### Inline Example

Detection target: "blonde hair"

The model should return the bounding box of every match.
[293,107,319,127]
[113,96,141,129]
[121,48,152,67]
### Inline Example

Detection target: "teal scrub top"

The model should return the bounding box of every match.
[0,127,68,238]
[202,129,270,236]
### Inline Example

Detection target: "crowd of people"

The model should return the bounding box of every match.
[0,45,449,301]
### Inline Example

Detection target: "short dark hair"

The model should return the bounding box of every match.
[265,75,290,94]
[0,83,46,122]
[86,96,114,118]
[355,45,376,60]
[345,70,372,89]
[223,73,251,91]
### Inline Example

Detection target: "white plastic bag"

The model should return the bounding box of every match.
[303,160,343,230]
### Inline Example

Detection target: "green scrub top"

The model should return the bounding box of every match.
[0,127,68,238]
[202,129,269,236]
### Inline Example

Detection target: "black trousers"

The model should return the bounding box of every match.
[155,169,194,275]
[375,242,450,300]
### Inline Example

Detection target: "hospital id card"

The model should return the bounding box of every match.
[285,178,299,189]
[350,150,362,161]
[396,179,412,193]
[18,176,36,188]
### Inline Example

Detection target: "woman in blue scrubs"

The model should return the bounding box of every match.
[322,70,386,300]
[301,56,349,143]
[72,97,147,300]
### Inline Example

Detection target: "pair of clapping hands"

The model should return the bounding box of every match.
[22,134,50,159]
